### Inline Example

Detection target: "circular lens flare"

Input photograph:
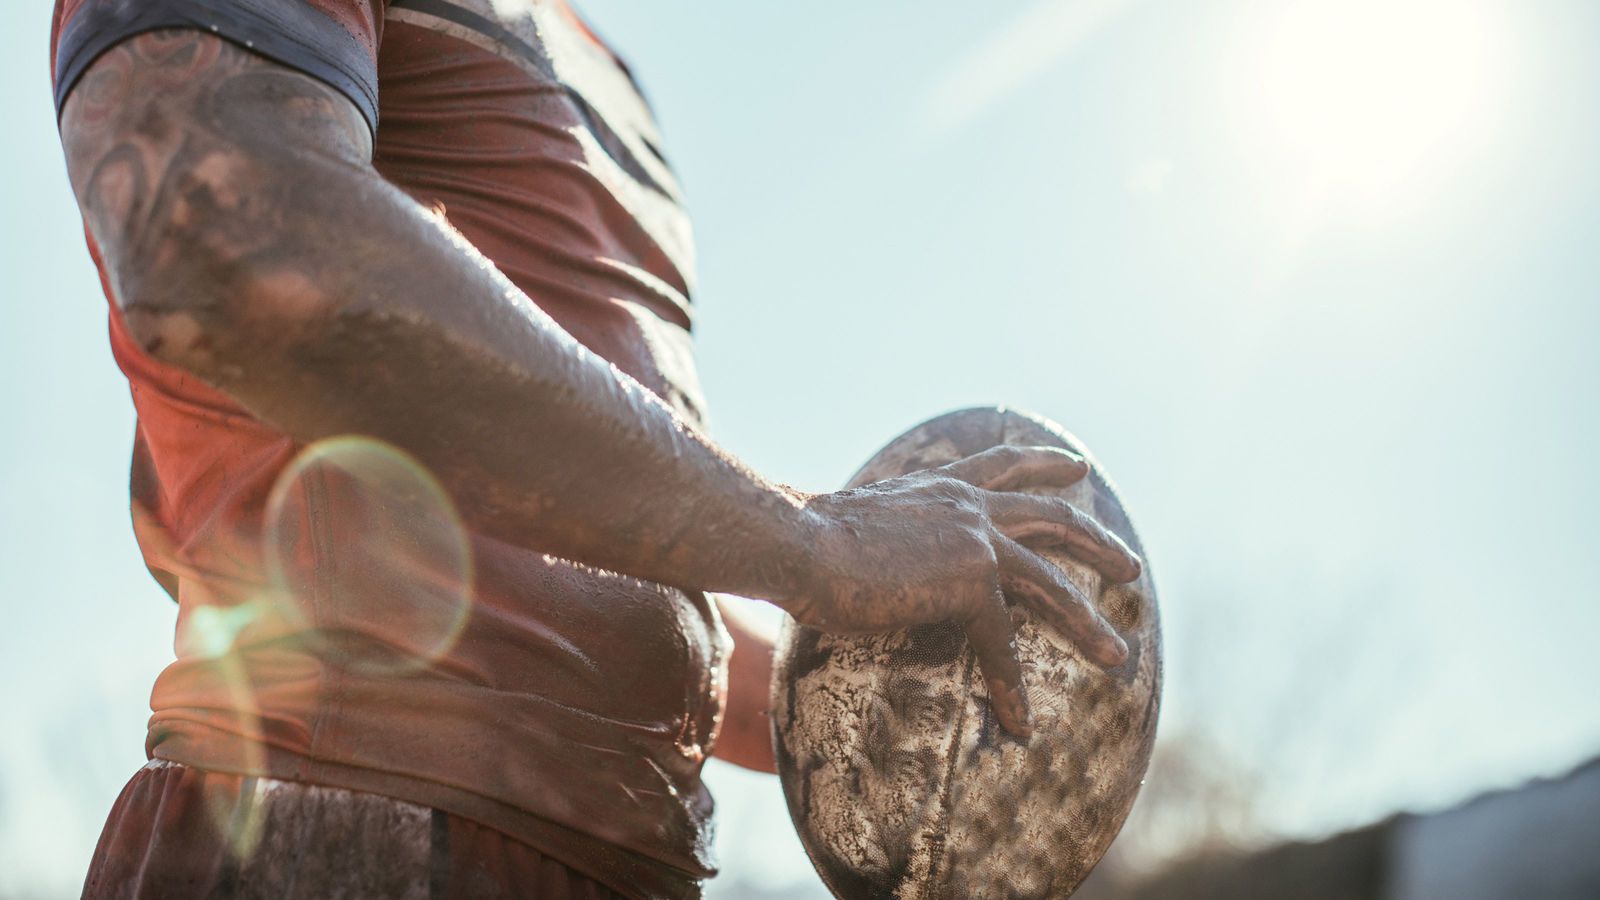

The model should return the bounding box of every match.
[264,436,475,676]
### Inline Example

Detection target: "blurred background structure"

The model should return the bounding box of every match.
[2,0,1598,897]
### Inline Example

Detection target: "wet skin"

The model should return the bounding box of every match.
[59,30,1141,741]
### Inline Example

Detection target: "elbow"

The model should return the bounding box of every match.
[118,262,329,380]
[116,244,241,374]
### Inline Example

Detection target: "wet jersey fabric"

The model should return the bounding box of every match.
[52,2,725,897]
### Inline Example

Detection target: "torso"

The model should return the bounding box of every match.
[54,1,727,895]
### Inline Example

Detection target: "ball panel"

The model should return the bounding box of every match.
[774,620,973,897]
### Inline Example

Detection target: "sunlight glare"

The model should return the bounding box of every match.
[1227,0,1505,221]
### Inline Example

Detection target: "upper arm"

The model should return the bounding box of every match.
[56,2,383,315]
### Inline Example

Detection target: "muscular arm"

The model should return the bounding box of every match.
[62,31,813,602]
[61,31,1142,738]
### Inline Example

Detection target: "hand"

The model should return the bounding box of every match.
[787,445,1142,738]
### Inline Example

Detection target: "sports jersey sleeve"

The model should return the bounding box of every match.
[53,0,388,134]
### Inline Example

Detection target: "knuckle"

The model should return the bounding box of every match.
[1036,495,1068,518]
[998,445,1027,464]
[969,534,1001,569]
[980,445,1023,471]
[1060,500,1090,526]
[934,478,984,511]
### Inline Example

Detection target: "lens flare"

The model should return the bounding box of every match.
[264,436,475,676]
[175,598,273,859]
[181,601,266,659]
[207,653,272,859]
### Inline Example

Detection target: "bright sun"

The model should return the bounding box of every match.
[1225,0,1507,221]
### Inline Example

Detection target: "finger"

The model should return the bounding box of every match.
[940,445,1089,493]
[962,589,1033,739]
[988,493,1143,583]
[994,535,1129,668]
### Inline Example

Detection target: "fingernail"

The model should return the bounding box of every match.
[1105,633,1130,666]
[992,679,1034,738]
[1109,537,1141,581]
[1013,703,1034,739]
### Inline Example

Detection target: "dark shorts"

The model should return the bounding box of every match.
[82,761,626,899]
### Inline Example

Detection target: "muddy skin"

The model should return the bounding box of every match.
[61,30,1141,726]
[60,29,1145,896]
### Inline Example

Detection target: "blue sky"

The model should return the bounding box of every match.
[2,0,1597,896]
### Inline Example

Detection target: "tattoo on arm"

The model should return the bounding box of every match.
[60,30,372,310]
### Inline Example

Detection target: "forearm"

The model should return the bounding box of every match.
[62,32,816,604]
[158,157,814,600]
[713,596,779,774]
